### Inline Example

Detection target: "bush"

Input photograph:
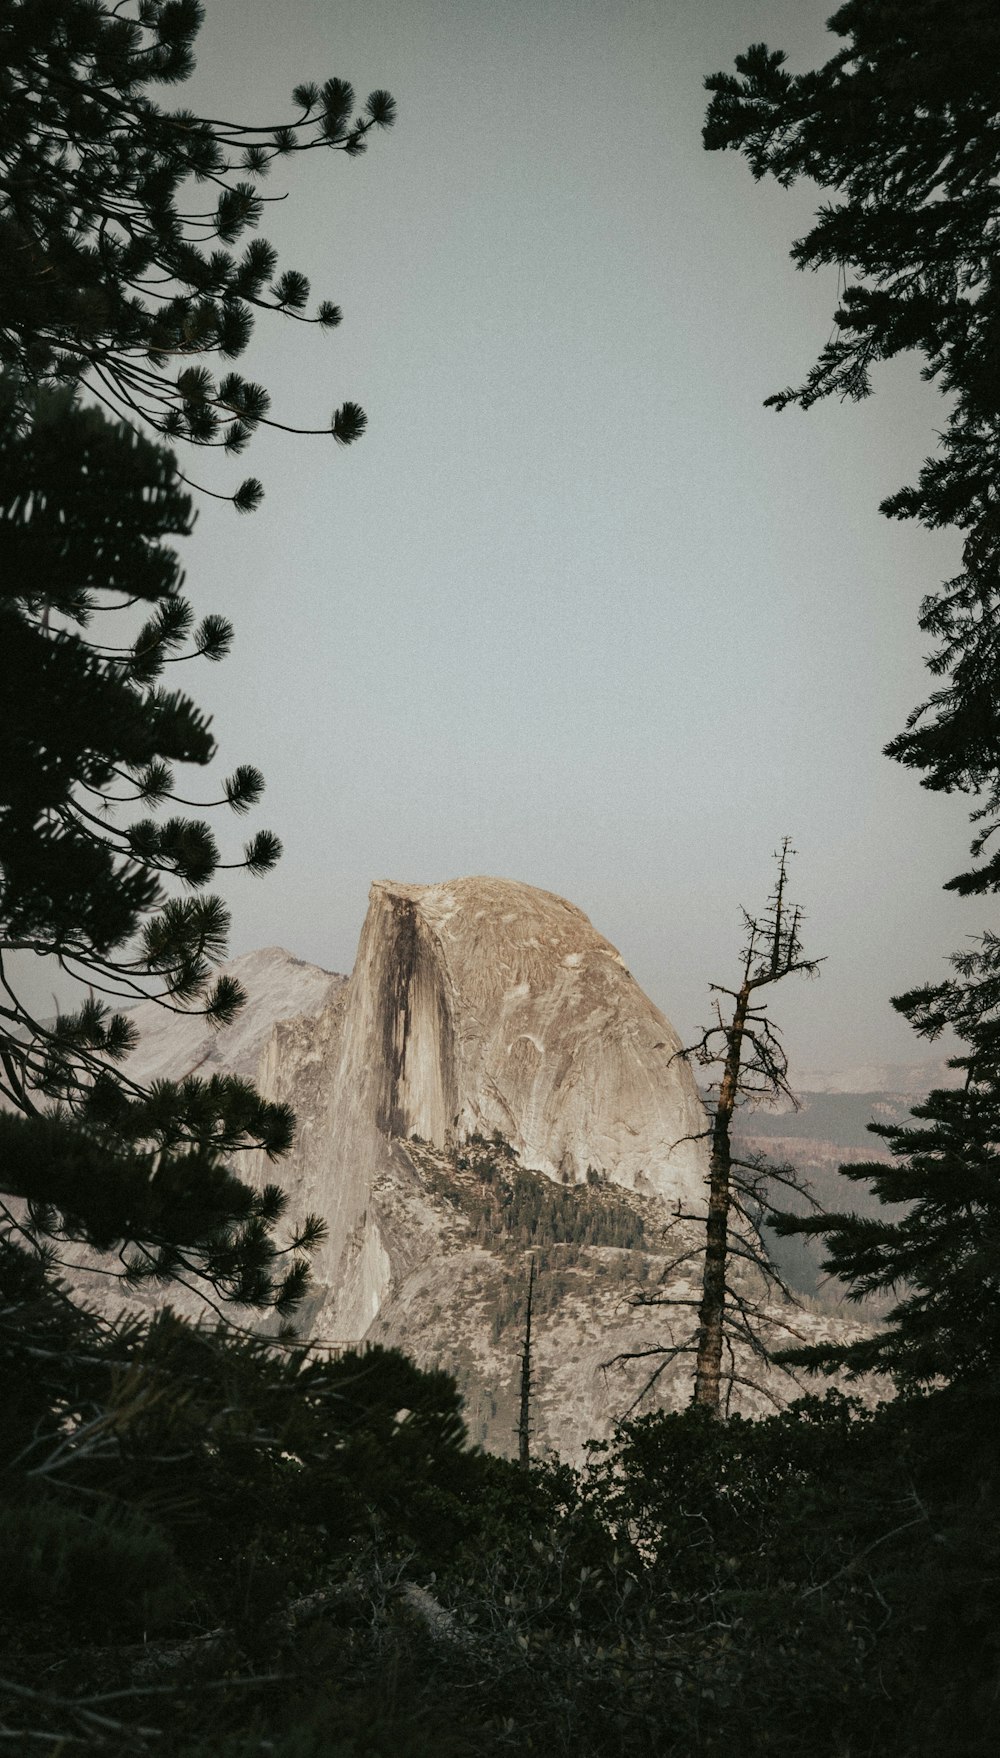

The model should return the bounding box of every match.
[0,1498,187,1637]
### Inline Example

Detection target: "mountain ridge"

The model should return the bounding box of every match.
[102,880,888,1456]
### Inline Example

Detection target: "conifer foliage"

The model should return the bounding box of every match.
[704,0,1000,1396]
[0,0,395,510]
[0,0,394,1307]
[704,0,1000,900]
[0,386,268,1051]
[0,377,323,1311]
[774,1065,1000,1391]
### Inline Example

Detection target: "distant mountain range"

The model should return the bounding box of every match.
[730,1072,952,1310]
[788,1059,962,1097]
[121,944,346,1085]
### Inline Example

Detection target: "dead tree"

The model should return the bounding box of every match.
[609,840,822,1418]
[691,839,821,1413]
[517,1255,536,1469]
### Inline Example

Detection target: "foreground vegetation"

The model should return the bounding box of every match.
[3,2,1000,1749]
[1,1285,995,1756]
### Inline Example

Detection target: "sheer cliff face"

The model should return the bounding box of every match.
[257,877,709,1340]
[374,877,707,1196]
[71,885,872,1457]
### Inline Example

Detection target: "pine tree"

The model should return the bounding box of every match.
[0,0,395,510]
[704,4,1000,1394]
[772,1063,1000,1392]
[704,0,1000,899]
[0,1,394,1309]
[0,382,325,1312]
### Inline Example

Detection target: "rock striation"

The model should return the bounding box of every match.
[82,879,874,1460]
[255,877,710,1339]
[124,945,346,1086]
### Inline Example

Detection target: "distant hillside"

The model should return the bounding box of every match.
[727,1073,950,1310]
[791,1059,962,1096]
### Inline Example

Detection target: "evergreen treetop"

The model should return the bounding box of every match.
[0,0,395,1307]
[0,0,395,509]
[0,382,326,1311]
[704,1,1000,1397]
[773,1066,1000,1392]
[704,0,1000,899]
[0,385,279,1094]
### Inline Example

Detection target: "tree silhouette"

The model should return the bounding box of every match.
[704,2,1000,899]
[615,842,821,1416]
[0,0,395,509]
[0,0,394,1309]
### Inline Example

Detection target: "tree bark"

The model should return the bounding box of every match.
[517,1255,535,1468]
[692,984,749,1414]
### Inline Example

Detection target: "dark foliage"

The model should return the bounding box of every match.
[0,1294,496,1752]
[0,382,325,1309]
[0,0,394,507]
[3,1332,995,1758]
[0,384,276,1048]
[703,0,1000,1417]
[704,1,1000,900]
[772,1061,1000,1391]
[0,0,390,1303]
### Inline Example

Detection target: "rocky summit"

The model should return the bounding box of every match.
[117,877,866,1460]
[254,877,710,1330]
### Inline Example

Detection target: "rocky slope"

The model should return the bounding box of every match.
[253,879,876,1454]
[122,945,346,1086]
[358,1131,862,1460]
[253,877,712,1339]
[87,879,877,1460]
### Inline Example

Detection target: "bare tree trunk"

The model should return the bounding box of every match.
[616,843,818,1417]
[517,1255,536,1469]
[693,984,749,1414]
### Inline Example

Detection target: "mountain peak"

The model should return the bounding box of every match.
[124,946,345,1087]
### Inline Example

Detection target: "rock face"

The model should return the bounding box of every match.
[123,945,346,1086]
[80,880,873,1461]
[257,877,710,1341]
[247,878,872,1457]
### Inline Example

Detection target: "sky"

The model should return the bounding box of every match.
[122,0,987,1075]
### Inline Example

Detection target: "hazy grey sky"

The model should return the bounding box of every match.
[156,0,985,1073]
